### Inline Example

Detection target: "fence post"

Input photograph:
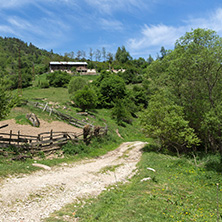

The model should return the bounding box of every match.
[50,129,53,146]
[18,131,20,146]
[37,133,41,147]
[9,130,12,145]
[83,125,91,143]
[43,103,48,112]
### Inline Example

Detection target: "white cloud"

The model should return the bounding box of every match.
[187,8,222,34]
[0,0,30,9]
[99,18,124,31]
[0,25,16,35]
[128,24,185,51]
[7,17,32,30]
[127,7,222,58]
[84,0,149,14]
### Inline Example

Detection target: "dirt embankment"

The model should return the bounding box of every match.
[0,119,82,135]
[0,141,147,222]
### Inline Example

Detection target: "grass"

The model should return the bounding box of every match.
[22,87,70,104]
[99,164,123,174]
[45,148,222,222]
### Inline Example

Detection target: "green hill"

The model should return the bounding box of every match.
[0,37,64,89]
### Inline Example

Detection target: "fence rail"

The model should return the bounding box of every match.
[0,125,107,154]
[28,101,87,128]
[0,101,108,155]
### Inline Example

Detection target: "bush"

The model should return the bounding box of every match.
[140,92,200,155]
[72,85,98,111]
[97,74,126,107]
[111,99,132,126]
[62,141,90,155]
[68,77,88,95]
[46,71,71,87]
[37,79,49,88]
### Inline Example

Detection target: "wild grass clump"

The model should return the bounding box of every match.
[62,141,91,155]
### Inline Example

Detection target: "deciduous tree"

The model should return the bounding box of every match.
[141,28,222,153]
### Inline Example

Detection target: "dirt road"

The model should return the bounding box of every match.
[0,141,147,222]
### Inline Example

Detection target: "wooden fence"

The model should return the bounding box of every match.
[28,101,87,128]
[0,101,108,155]
[0,125,108,154]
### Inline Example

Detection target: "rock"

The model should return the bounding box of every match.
[26,113,40,127]
[32,163,51,170]
[140,177,151,182]
[77,112,88,116]
[147,167,156,172]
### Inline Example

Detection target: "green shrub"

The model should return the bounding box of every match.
[140,92,200,155]
[38,79,49,88]
[111,99,132,126]
[68,77,88,95]
[46,71,71,87]
[96,73,126,108]
[72,85,98,111]
[62,141,90,155]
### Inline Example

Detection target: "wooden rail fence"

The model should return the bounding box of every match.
[0,124,108,154]
[28,101,87,128]
[0,130,81,153]
[0,101,108,155]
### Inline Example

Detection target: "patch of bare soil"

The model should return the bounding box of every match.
[0,119,82,135]
[0,141,147,222]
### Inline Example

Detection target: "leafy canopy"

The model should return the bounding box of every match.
[97,72,126,107]
[72,85,98,111]
[46,71,71,87]
[141,28,222,153]
[68,77,88,95]
[0,81,16,120]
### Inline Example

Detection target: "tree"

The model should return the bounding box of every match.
[111,98,132,126]
[89,48,94,61]
[72,86,98,111]
[46,71,71,87]
[81,50,86,60]
[120,67,142,84]
[142,28,222,153]
[133,57,147,69]
[115,46,132,63]
[76,50,82,60]
[95,49,101,62]
[0,82,16,119]
[147,54,154,64]
[102,47,106,62]
[107,52,113,70]
[160,46,167,59]
[96,72,126,107]
[140,92,200,155]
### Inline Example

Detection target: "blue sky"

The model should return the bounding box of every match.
[1,0,222,59]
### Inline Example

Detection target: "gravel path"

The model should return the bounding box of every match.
[0,141,147,222]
